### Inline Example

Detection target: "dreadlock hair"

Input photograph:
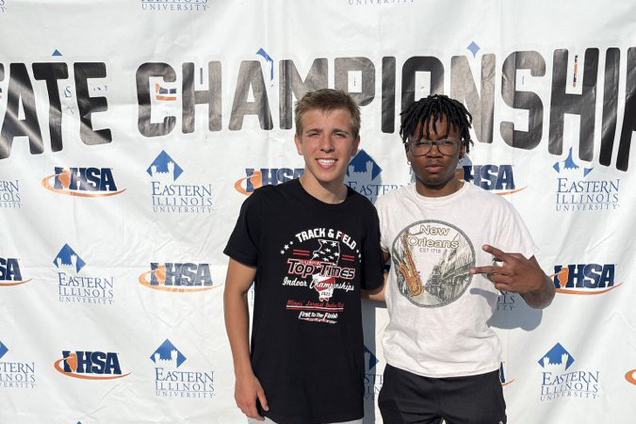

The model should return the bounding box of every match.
[399,94,473,153]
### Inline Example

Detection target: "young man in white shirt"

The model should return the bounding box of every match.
[373,94,555,424]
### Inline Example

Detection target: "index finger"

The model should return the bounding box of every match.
[482,244,508,262]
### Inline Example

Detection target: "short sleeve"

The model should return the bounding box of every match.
[361,204,384,290]
[495,201,538,259]
[375,194,391,254]
[223,192,263,266]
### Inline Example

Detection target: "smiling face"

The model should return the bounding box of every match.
[407,114,465,197]
[294,108,360,197]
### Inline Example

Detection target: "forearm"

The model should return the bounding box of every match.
[521,275,555,309]
[362,285,385,302]
[224,290,254,377]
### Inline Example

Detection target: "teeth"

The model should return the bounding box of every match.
[318,159,335,165]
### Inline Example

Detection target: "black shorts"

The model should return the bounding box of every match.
[378,364,506,424]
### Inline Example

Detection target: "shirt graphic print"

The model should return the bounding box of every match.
[391,219,475,307]
[282,227,361,324]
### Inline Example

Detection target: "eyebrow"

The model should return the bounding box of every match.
[305,127,351,135]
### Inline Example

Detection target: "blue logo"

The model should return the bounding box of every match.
[346,150,401,201]
[152,339,215,398]
[0,340,37,389]
[0,257,30,286]
[147,151,183,181]
[151,339,187,368]
[235,167,304,196]
[553,147,593,176]
[363,344,382,400]
[499,362,515,386]
[139,262,217,292]
[553,263,622,295]
[364,345,379,372]
[53,244,86,273]
[554,147,620,212]
[539,343,574,371]
[42,167,124,197]
[0,341,8,359]
[54,244,115,305]
[538,342,600,401]
[148,151,213,214]
[55,350,128,380]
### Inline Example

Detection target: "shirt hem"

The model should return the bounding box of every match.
[385,359,500,379]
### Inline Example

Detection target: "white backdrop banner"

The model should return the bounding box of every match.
[0,1,634,423]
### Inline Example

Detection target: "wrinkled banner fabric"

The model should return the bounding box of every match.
[0,1,634,423]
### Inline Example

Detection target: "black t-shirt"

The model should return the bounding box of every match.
[224,179,384,424]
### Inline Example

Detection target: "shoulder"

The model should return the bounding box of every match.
[375,184,412,210]
[248,179,297,204]
[462,184,520,219]
[343,188,379,224]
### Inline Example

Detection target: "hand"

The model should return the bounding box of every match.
[470,244,546,294]
[235,372,269,420]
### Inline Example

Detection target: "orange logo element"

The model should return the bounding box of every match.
[41,168,126,198]
[626,369,636,385]
[234,171,263,196]
[0,279,32,287]
[53,354,131,380]
[138,265,219,292]
[551,268,623,295]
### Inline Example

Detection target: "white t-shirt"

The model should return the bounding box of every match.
[376,183,537,378]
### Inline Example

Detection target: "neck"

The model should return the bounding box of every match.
[299,175,348,204]
[415,178,463,198]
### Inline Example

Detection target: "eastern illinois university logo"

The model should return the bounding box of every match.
[538,343,600,401]
[0,340,36,389]
[151,339,215,398]
[345,150,400,202]
[147,150,213,214]
[553,147,621,212]
[54,244,115,305]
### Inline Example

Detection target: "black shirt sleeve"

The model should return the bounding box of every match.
[223,191,263,267]
[360,200,384,291]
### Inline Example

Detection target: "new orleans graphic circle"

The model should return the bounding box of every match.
[391,219,475,308]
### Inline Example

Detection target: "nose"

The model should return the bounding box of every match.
[426,142,444,157]
[319,135,335,152]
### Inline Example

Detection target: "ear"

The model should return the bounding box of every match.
[294,134,303,155]
[351,135,361,155]
[459,142,466,159]
[404,143,413,161]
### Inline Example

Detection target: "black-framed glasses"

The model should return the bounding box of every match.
[407,138,461,156]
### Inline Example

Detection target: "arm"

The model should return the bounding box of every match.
[471,245,555,309]
[362,251,390,302]
[223,258,269,420]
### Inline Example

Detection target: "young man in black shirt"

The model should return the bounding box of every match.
[224,89,384,424]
